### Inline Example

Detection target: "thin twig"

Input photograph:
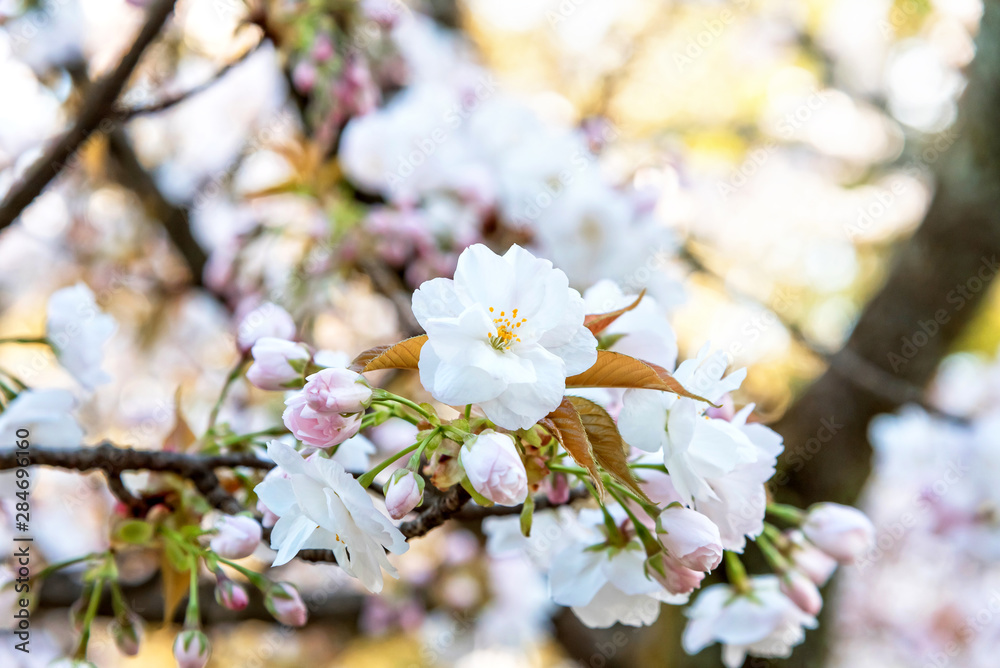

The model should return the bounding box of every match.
[679,242,966,422]
[357,257,424,337]
[0,0,178,231]
[116,39,266,119]
[104,471,148,515]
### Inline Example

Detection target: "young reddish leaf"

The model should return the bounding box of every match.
[163,388,196,452]
[566,350,716,405]
[567,396,651,504]
[542,400,606,500]
[584,289,645,336]
[349,335,428,373]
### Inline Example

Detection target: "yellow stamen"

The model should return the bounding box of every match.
[487,306,526,351]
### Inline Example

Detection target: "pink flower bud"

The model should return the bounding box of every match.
[312,34,334,62]
[237,302,296,352]
[780,569,823,615]
[110,614,142,656]
[546,472,570,505]
[247,338,310,391]
[173,629,210,668]
[265,582,308,627]
[384,470,424,520]
[215,578,249,611]
[292,61,317,93]
[704,393,735,421]
[785,529,838,585]
[802,503,875,564]
[303,367,372,414]
[657,506,723,572]
[209,515,262,559]
[460,430,528,506]
[648,551,705,595]
[282,391,362,448]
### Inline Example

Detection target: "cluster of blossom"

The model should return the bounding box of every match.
[0,244,875,668]
[243,243,875,666]
[829,352,1000,668]
[334,12,677,293]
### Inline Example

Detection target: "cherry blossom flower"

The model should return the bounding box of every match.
[693,405,784,552]
[618,393,757,504]
[802,503,876,564]
[549,509,689,628]
[582,280,678,371]
[45,283,116,389]
[264,582,308,627]
[0,389,83,448]
[236,302,296,352]
[682,575,817,667]
[460,430,528,505]
[384,469,424,519]
[411,243,598,429]
[283,391,363,449]
[209,515,262,559]
[247,338,310,391]
[784,529,838,585]
[302,367,372,414]
[173,630,210,668]
[215,579,249,611]
[780,569,823,615]
[657,506,724,572]
[254,441,407,593]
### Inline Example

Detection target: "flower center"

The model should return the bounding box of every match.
[487,307,527,351]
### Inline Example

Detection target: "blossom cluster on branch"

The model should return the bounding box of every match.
[0,243,874,668]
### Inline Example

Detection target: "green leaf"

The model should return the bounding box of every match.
[115,520,153,545]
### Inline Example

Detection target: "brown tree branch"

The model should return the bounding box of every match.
[356,257,424,337]
[105,126,209,285]
[0,442,274,474]
[680,243,966,423]
[0,0,178,231]
[116,39,265,119]
[772,0,1000,509]
[37,571,365,626]
[0,444,588,565]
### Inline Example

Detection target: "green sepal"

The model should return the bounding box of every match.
[460,476,494,507]
[520,495,535,537]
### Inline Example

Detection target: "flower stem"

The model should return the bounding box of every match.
[0,337,49,345]
[464,404,472,420]
[629,463,669,473]
[217,426,288,447]
[548,463,587,475]
[357,439,424,489]
[214,556,269,590]
[205,353,250,438]
[184,556,201,629]
[766,502,806,525]
[755,532,791,573]
[372,390,435,422]
[724,551,751,593]
[32,552,101,583]
[73,575,104,659]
